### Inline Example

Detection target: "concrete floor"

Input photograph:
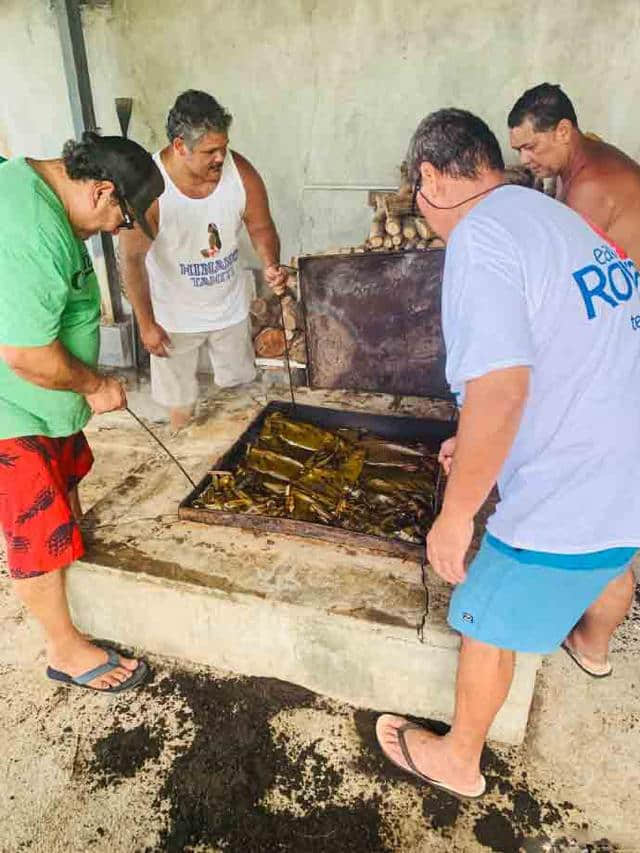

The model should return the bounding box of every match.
[0,380,638,853]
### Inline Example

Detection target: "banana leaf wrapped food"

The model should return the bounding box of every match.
[195,411,439,544]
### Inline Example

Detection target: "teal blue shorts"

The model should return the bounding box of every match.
[448,534,636,653]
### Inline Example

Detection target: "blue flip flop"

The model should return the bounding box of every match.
[46,645,149,693]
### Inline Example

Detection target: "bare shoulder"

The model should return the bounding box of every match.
[563,168,616,231]
[582,139,640,189]
[231,151,265,190]
[599,139,640,172]
[565,171,609,204]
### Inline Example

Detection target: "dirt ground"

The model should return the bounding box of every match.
[0,382,638,853]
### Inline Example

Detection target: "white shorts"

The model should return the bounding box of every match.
[150,317,256,408]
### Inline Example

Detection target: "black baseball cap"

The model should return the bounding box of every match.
[82,131,164,238]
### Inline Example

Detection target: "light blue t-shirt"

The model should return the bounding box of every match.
[442,185,640,554]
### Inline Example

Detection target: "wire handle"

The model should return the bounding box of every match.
[416,554,430,643]
[278,293,297,415]
[125,406,197,489]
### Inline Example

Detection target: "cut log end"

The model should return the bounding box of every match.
[254,327,286,358]
[385,215,402,236]
[415,218,431,240]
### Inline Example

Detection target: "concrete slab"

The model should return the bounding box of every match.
[68,388,540,745]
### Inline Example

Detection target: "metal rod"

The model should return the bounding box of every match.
[302,184,398,192]
[433,465,443,515]
[54,0,124,323]
[125,406,197,488]
[417,555,430,644]
[278,296,297,414]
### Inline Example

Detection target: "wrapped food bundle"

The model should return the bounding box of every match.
[195,411,440,544]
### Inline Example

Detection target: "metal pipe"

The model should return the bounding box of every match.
[302,184,398,192]
[54,0,124,325]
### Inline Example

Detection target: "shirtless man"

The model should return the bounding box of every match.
[508,82,640,264]
[120,90,287,432]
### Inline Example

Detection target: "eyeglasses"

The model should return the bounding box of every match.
[117,195,135,230]
[412,175,506,212]
[412,176,439,212]
[411,177,420,216]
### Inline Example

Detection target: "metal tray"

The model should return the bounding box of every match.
[178,400,455,558]
[298,249,450,400]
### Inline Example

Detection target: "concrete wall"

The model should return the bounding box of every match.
[0,2,73,157]
[3,0,640,262]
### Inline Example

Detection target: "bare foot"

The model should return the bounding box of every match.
[376,714,485,797]
[169,406,194,434]
[48,636,140,690]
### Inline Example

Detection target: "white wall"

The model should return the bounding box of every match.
[3,0,640,261]
[0,2,73,156]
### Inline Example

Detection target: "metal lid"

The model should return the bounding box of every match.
[298,249,451,400]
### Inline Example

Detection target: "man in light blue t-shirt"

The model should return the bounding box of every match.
[376,109,639,799]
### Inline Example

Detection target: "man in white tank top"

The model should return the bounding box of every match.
[120,90,287,431]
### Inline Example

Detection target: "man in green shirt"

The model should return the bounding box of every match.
[0,132,163,693]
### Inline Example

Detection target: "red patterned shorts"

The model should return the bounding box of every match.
[0,432,94,578]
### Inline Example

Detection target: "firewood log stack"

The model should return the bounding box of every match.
[250,272,307,363]
[314,163,445,256]
[362,177,444,252]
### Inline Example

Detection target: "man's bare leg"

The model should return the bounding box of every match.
[565,567,635,668]
[377,637,513,790]
[13,569,139,690]
[68,486,82,521]
[169,405,194,433]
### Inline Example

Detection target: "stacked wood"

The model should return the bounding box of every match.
[364,185,436,252]
[288,333,307,363]
[315,207,439,255]
[309,163,442,256]
[366,162,442,251]
[253,327,286,358]
[250,276,307,362]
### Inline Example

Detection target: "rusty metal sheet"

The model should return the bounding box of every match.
[298,249,450,400]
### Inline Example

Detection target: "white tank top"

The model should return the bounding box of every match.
[145,150,249,332]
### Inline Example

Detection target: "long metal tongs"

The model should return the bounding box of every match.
[417,455,444,643]
[277,264,299,415]
[125,406,197,489]
[417,406,457,642]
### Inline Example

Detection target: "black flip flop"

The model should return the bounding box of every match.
[47,644,150,693]
[376,714,486,800]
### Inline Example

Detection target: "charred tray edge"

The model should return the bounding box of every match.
[178,401,455,560]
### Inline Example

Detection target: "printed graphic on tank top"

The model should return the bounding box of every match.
[146,150,251,333]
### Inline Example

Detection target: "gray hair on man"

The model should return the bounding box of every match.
[407,108,505,183]
[166,89,233,150]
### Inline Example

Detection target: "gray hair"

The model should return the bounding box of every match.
[407,108,504,183]
[166,89,232,150]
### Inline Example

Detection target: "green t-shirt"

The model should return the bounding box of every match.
[0,158,101,438]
